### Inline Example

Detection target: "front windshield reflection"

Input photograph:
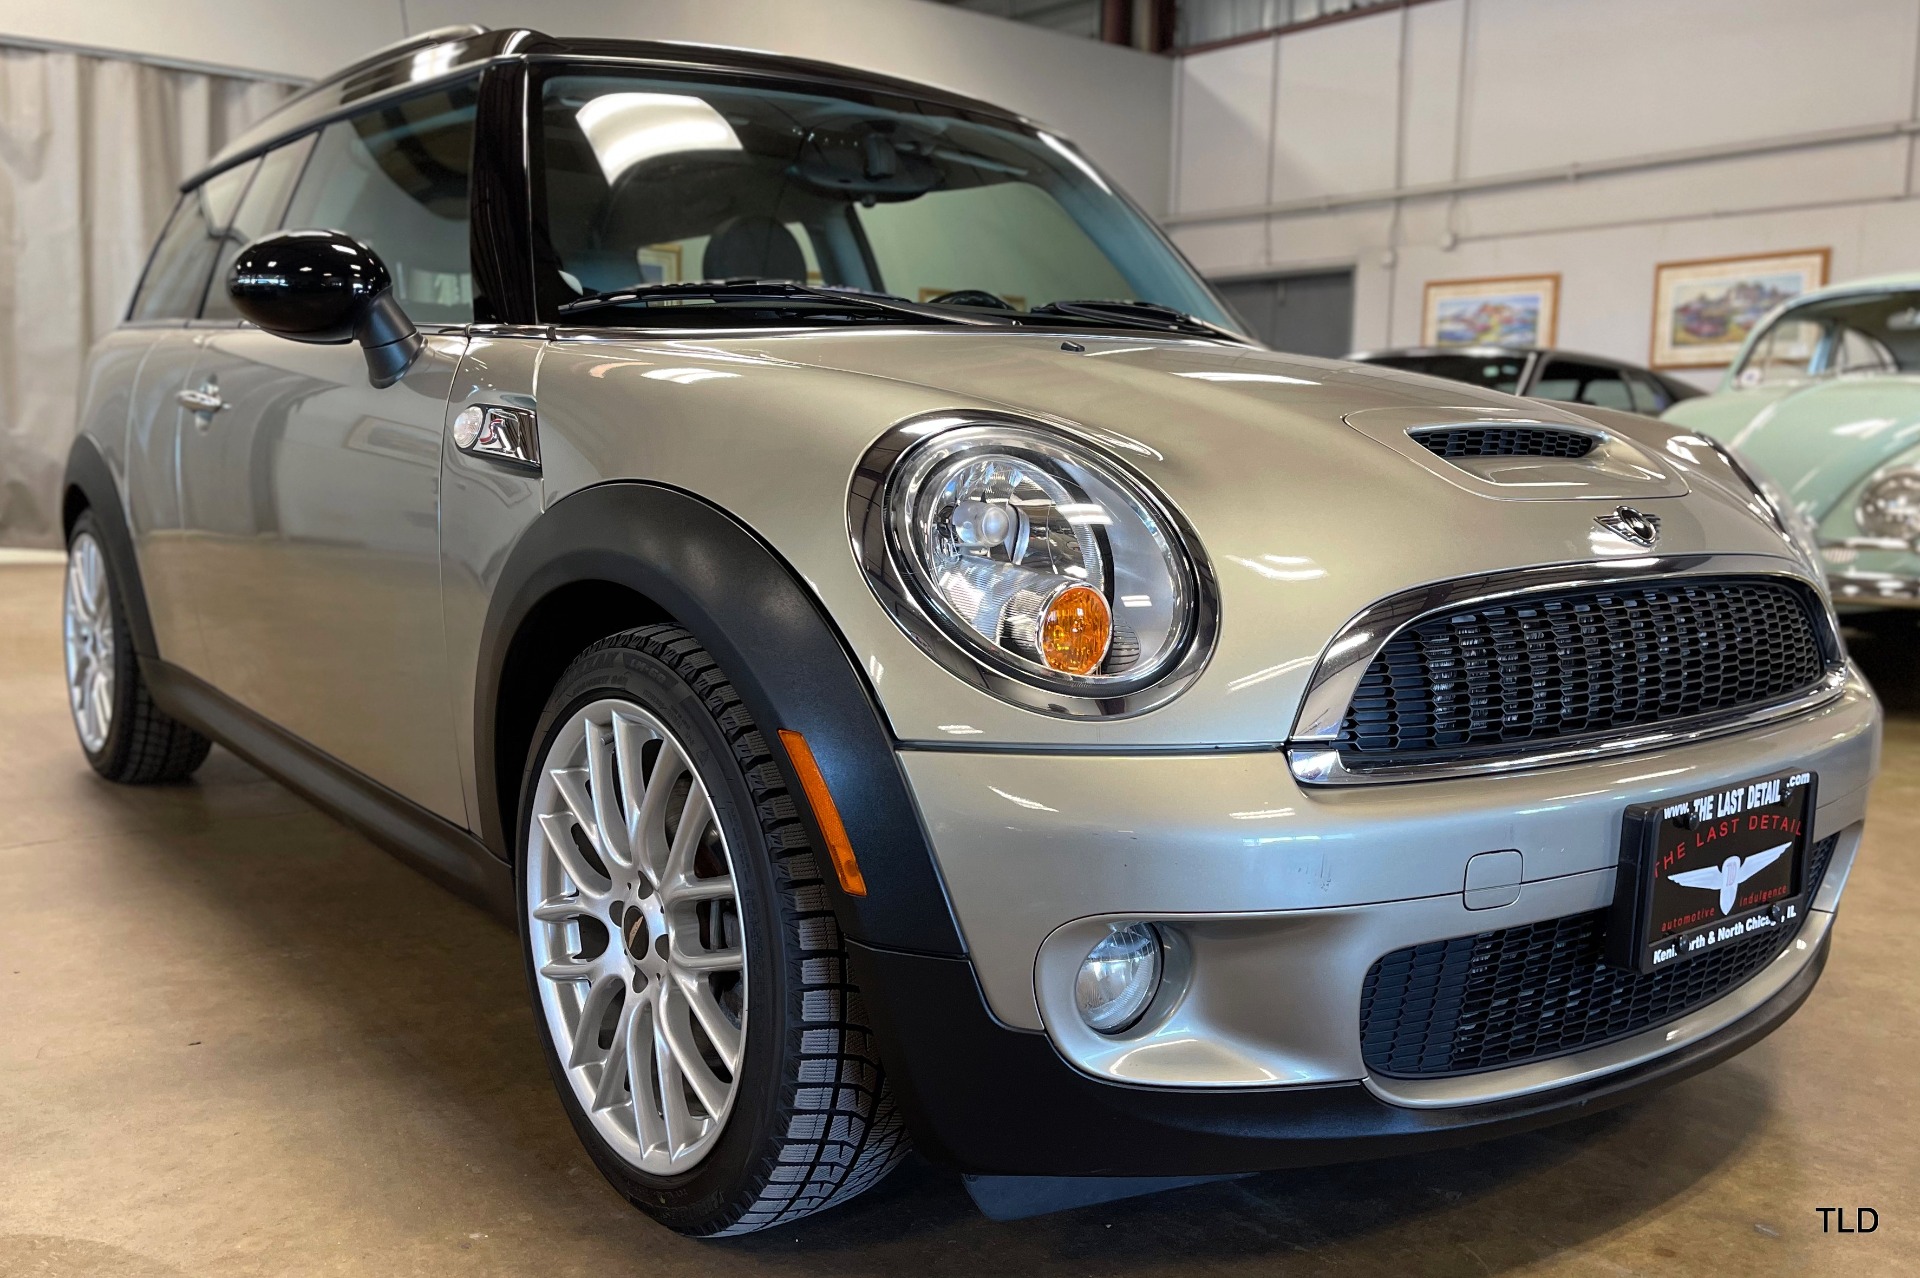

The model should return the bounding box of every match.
[534,72,1237,333]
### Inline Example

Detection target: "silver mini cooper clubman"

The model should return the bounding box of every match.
[62,26,1879,1236]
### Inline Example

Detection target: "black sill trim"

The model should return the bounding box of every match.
[142,659,514,919]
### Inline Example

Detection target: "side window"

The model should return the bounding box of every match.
[1833,326,1897,376]
[1737,317,1824,386]
[202,135,317,320]
[1533,359,1633,410]
[1625,371,1672,414]
[128,160,257,321]
[280,81,478,324]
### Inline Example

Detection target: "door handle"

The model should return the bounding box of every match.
[176,385,226,415]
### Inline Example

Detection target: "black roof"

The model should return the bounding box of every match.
[1350,344,1546,360]
[193,25,1032,189]
[1347,345,1703,397]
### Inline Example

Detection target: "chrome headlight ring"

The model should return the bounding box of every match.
[1855,466,1920,544]
[848,412,1218,718]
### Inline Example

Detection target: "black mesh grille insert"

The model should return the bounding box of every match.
[1413,427,1596,459]
[1359,833,1839,1078]
[1337,578,1827,766]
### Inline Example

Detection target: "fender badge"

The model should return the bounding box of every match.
[1596,505,1661,548]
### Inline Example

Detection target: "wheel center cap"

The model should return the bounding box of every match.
[624,895,666,965]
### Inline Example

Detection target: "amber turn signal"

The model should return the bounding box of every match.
[1039,584,1112,676]
[777,730,868,897]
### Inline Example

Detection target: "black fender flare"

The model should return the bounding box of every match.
[475,481,965,955]
[63,433,160,659]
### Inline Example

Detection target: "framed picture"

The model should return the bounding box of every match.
[1650,249,1829,368]
[1421,274,1559,348]
[636,243,683,284]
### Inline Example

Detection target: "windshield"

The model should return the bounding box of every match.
[1735,289,1920,386]
[1358,352,1527,394]
[532,72,1236,331]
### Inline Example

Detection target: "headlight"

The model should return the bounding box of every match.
[850,416,1215,716]
[1857,468,1920,541]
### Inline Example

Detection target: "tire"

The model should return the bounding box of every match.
[63,511,212,784]
[516,624,906,1236]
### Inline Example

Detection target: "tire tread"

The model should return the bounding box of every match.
[570,625,906,1235]
[111,672,214,784]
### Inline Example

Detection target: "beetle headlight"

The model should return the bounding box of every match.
[1857,468,1920,541]
[853,418,1214,715]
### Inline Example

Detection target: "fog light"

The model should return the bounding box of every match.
[1074,923,1162,1033]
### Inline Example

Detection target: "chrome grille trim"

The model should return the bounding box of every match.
[1286,555,1848,785]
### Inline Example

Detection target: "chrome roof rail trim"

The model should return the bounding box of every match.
[332,25,491,78]
[1285,553,1848,785]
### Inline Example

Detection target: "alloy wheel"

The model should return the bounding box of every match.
[63,532,115,754]
[527,698,749,1174]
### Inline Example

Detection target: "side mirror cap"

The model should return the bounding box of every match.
[227,229,424,389]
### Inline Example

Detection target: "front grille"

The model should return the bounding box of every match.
[1337,578,1828,766]
[1360,833,1839,1078]
[1412,426,1596,459]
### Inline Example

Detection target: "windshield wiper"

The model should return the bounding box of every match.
[557,279,999,326]
[1027,299,1248,341]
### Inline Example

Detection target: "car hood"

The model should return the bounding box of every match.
[539,329,1819,747]
[1677,375,1920,520]
[1662,383,1795,439]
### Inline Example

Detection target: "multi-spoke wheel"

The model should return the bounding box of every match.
[518,625,906,1236]
[62,512,210,784]
[528,698,749,1173]
[64,530,115,754]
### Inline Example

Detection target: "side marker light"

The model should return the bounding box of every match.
[778,729,868,897]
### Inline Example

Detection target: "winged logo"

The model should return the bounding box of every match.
[1595,505,1661,548]
[1668,843,1792,915]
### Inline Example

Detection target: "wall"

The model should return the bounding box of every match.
[1168,0,1920,387]
[0,0,1173,213]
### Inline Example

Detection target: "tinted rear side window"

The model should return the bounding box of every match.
[1364,353,1526,393]
[202,134,317,321]
[281,81,478,324]
[1624,370,1672,414]
[1534,359,1633,410]
[128,161,257,321]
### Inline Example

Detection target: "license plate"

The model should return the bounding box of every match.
[1607,770,1816,974]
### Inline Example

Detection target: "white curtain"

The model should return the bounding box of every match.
[0,43,295,546]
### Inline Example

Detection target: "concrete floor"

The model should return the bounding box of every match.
[0,559,1913,1278]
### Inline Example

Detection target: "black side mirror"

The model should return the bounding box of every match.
[227,229,424,389]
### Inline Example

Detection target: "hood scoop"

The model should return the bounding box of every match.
[1411,424,1596,460]
[1345,406,1689,501]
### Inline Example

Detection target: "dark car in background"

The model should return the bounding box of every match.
[1350,345,1704,415]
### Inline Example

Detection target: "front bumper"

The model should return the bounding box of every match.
[853,918,1831,1176]
[861,669,1877,1175]
[1821,539,1920,607]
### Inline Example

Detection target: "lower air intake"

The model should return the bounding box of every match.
[1358,833,1838,1078]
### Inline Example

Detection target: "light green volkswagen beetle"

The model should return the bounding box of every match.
[1664,272,1920,608]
